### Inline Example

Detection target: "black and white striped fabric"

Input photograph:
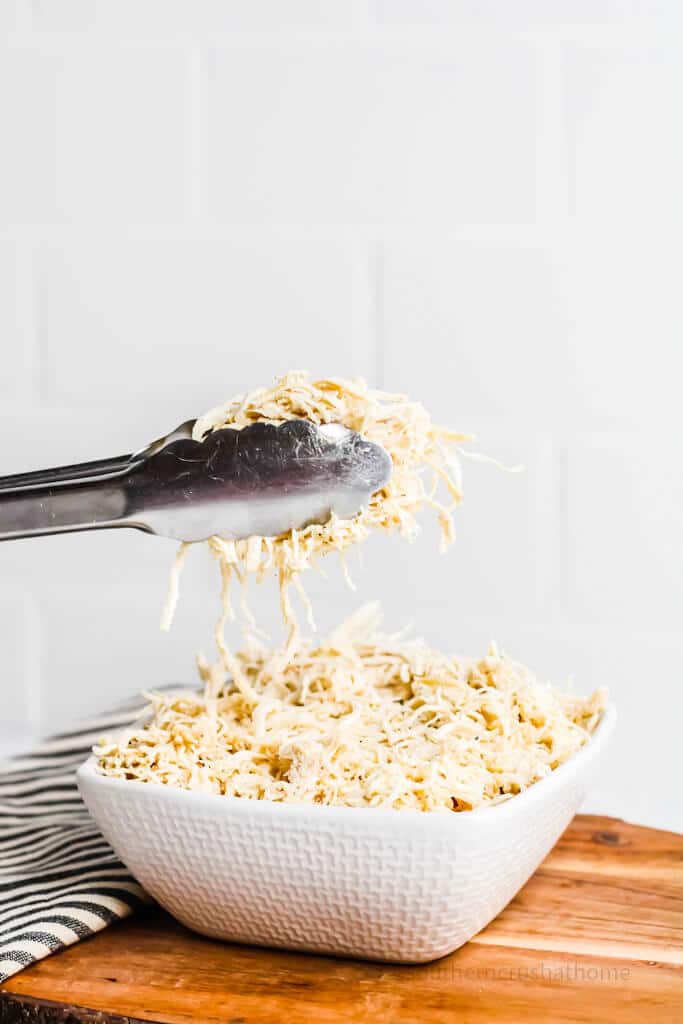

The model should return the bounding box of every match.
[0,697,154,982]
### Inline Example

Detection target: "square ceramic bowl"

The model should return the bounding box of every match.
[77,705,615,964]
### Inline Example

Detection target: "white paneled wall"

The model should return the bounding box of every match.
[0,1,681,832]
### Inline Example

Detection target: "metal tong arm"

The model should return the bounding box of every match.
[0,456,138,541]
[0,418,196,541]
[0,453,137,492]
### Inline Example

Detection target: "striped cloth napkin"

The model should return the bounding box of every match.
[0,697,155,982]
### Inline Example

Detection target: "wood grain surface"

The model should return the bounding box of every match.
[1,815,681,1024]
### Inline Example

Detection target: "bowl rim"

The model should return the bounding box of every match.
[77,704,616,832]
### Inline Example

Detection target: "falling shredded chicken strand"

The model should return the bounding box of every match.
[96,605,607,813]
[161,372,469,696]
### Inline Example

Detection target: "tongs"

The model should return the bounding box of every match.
[0,419,392,543]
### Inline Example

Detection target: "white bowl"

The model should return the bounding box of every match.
[77,705,615,964]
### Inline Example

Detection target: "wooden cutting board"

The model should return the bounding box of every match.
[1,815,681,1024]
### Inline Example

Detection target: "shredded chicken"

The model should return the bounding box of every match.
[96,605,607,813]
[105,373,607,813]
[161,372,469,694]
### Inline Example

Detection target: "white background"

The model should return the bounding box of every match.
[0,1,681,831]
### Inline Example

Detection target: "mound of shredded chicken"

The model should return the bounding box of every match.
[96,606,606,812]
[161,372,470,690]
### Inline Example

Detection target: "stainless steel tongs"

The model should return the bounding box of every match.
[0,419,392,543]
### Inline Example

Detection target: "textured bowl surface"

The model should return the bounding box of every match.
[77,706,615,963]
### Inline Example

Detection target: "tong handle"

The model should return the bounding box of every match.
[0,453,136,493]
[0,417,197,494]
[0,456,140,541]
[0,479,132,541]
